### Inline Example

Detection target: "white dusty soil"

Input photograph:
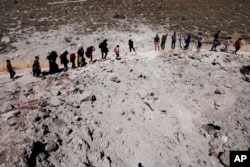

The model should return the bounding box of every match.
[0,25,250,167]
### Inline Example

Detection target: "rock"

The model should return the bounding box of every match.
[81,94,96,103]
[6,117,17,126]
[38,100,49,107]
[209,147,218,157]
[111,76,121,83]
[240,65,250,75]
[218,151,230,167]
[188,54,202,60]
[50,97,62,107]
[37,152,47,162]
[113,14,126,19]
[64,37,72,43]
[65,129,73,136]
[209,137,222,149]
[0,102,14,113]
[214,101,220,110]
[224,84,232,88]
[45,141,59,152]
[53,119,66,127]
[215,89,222,94]
[242,75,250,82]
[42,124,49,135]
[33,116,41,122]
[13,111,21,117]
[202,124,221,134]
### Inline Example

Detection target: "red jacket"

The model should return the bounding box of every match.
[234,40,241,47]
[7,63,13,72]
[70,53,76,61]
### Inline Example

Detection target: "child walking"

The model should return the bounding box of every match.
[6,60,16,79]
[197,33,203,50]
[114,45,120,59]
[233,38,243,54]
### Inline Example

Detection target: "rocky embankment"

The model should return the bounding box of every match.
[0,48,249,167]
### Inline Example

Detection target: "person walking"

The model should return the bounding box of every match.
[161,34,167,50]
[171,32,176,49]
[60,51,69,72]
[233,38,243,54]
[210,31,221,51]
[220,37,232,52]
[196,33,203,50]
[223,37,232,52]
[70,53,76,68]
[114,45,120,59]
[85,46,95,63]
[32,56,41,77]
[154,34,160,51]
[77,46,85,67]
[47,51,58,74]
[128,39,136,52]
[99,39,109,59]
[6,59,16,79]
[183,33,191,50]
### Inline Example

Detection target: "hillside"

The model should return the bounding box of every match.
[0,1,250,167]
[1,43,250,166]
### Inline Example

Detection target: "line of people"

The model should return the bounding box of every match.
[5,32,244,79]
[154,31,243,54]
[34,39,136,77]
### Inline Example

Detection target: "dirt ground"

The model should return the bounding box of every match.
[1,0,250,44]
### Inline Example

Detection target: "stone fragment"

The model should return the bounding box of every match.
[111,76,121,83]
[50,97,62,107]
[53,119,66,127]
[11,111,21,117]
[6,117,17,126]
[202,124,221,134]
[218,151,230,167]
[209,137,222,149]
[215,89,222,94]
[45,141,59,152]
[1,102,14,113]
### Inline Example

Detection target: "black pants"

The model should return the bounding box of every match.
[161,42,166,50]
[116,53,119,58]
[49,62,58,74]
[171,40,176,49]
[9,70,15,79]
[184,41,190,50]
[71,60,75,68]
[234,46,241,54]
[129,45,135,52]
[102,51,108,59]
[33,69,41,77]
[211,40,220,51]
[197,41,202,49]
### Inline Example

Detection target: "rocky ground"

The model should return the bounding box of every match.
[0,0,250,167]
[0,46,250,167]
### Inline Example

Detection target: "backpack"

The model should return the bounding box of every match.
[70,53,76,61]
[99,42,102,49]
[154,36,160,42]
[184,35,187,41]
[47,51,58,61]
[85,46,93,58]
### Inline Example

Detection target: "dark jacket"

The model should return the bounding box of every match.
[99,41,108,52]
[60,51,69,64]
[172,34,176,42]
[77,48,84,57]
[129,40,134,46]
[47,51,58,63]
[33,60,41,70]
